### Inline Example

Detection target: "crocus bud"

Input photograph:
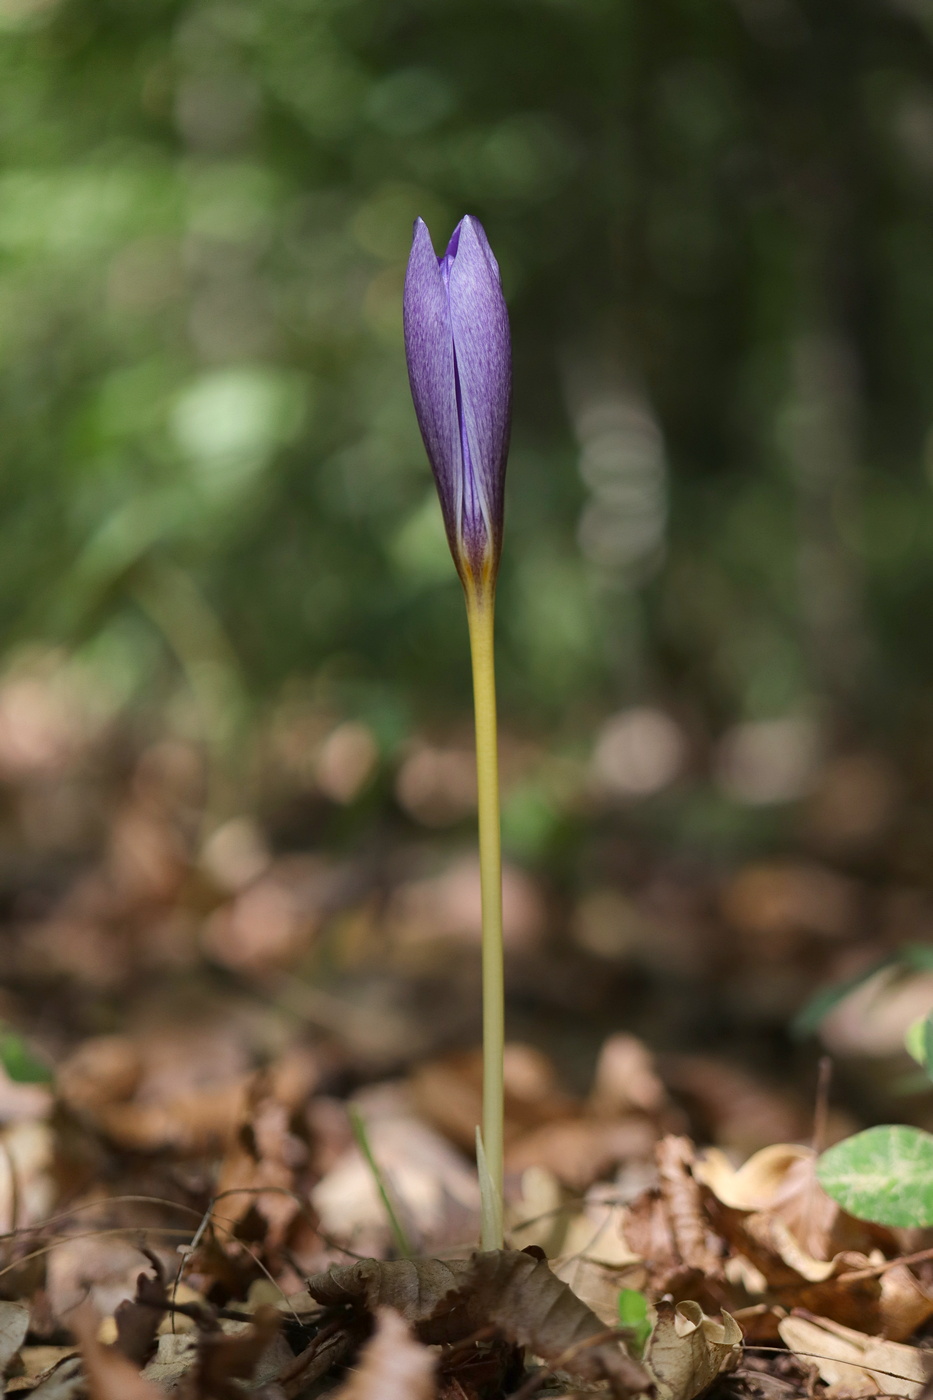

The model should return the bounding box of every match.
[403,215,512,594]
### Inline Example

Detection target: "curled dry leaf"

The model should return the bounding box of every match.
[645,1300,742,1400]
[779,1312,933,1399]
[695,1143,882,1260]
[330,1308,435,1400]
[306,1253,475,1325]
[622,1135,724,1302]
[307,1249,651,1397]
[696,1143,933,1339]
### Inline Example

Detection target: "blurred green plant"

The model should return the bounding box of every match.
[815,1007,933,1229]
[0,1025,52,1084]
[617,1288,652,1358]
[3,0,933,774]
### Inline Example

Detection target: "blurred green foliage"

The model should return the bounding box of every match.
[3,0,933,743]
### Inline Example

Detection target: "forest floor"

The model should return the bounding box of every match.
[0,657,931,1398]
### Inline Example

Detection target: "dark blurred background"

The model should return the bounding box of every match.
[3,0,933,1107]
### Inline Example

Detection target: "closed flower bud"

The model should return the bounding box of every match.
[403,215,512,594]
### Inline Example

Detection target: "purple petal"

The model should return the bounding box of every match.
[403,218,463,561]
[446,216,511,575]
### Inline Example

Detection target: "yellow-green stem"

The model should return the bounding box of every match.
[465,583,504,1250]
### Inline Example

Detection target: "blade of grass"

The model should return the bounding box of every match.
[348,1104,412,1258]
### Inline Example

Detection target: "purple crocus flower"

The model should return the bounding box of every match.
[403,215,512,594]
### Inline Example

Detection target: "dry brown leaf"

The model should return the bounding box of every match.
[466,1249,650,1396]
[657,1138,722,1276]
[141,1333,197,1391]
[330,1308,435,1400]
[213,1068,312,1251]
[307,1249,650,1397]
[113,1252,166,1366]
[412,1045,573,1155]
[0,1301,29,1374]
[68,1302,164,1400]
[194,1304,282,1400]
[622,1135,724,1301]
[311,1083,480,1256]
[554,1255,639,1330]
[506,1116,657,1192]
[779,1312,933,1398]
[588,1034,667,1118]
[696,1143,882,1261]
[26,1356,84,1400]
[306,1254,477,1326]
[695,1144,814,1212]
[646,1300,742,1400]
[696,1144,933,1339]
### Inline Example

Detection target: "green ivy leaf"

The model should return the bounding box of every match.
[817,1125,933,1227]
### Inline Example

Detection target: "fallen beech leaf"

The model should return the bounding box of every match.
[697,1141,885,1261]
[508,1164,568,1257]
[306,1254,475,1324]
[68,1303,164,1400]
[466,1249,650,1396]
[13,1346,79,1387]
[724,1210,933,1340]
[622,1135,724,1300]
[646,1300,741,1400]
[779,1312,933,1398]
[307,1249,650,1397]
[331,1308,435,1400]
[693,1139,933,1339]
[554,1254,638,1330]
[0,1300,30,1372]
[656,1138,722,1276]
[695,1144,814,1211]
